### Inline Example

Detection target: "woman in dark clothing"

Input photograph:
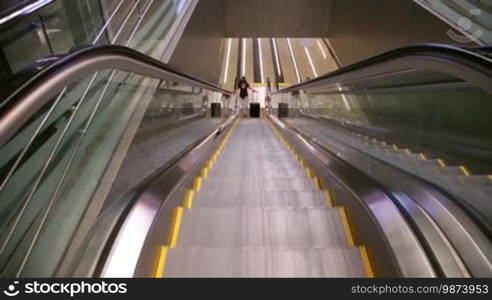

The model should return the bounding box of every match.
[236,77,257,116]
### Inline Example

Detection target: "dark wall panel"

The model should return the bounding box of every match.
[168,0,465,83]
[167,0,225,84]
[224,0,331,37]
[328,0,461,66]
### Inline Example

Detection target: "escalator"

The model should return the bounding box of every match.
[0,2,492,278]
[0,44,491,277]
[156,118,371,277]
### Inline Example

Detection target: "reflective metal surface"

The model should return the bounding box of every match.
[282,116,492,277]
[0,45,232,146]
[100,116,235,277]
[163,119,368,277]
[270,115,436,277]
[277,44,492,95]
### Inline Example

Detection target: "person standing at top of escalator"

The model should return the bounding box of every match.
[265,77,272,112]
[236,76,257,117]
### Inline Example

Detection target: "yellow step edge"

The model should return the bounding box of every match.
[339,207,355,247]
[314,176,324,190]
[392,144,398,150]
[419,153,427,160]
[154,246,169,278]
[359,246,375,278]
[207,118,238,170]
[267,117,306,169]
[459,166,471,177]
[299,159,307,168]
[200,167,209,179]
[438,159,447,167]
[488,175,492,181]
[404,149,412,155]
[168,207,184,248]
[193,177,203,192]
[183,190,195,209]
[267,117,326,193]
[306,168,315,179]
[325,189,336,207]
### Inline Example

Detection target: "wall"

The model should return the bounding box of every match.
[167,0,464,83]
[224,0,331,37]
[327,0,461,66]
[167,0,225,84]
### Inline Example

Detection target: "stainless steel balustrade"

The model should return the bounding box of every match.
[0,49,230,276]
[272,44,492,277]
[0,0,145,267]
[0,0,220,277]
[0,0,137,171]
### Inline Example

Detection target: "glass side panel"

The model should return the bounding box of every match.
[107,82,230,206]
[0,0,226,277]
[0,1,106,82]
[0,0,186,99]
[0,66,230,276]
[274,69,492,232]
[416,0,492,45]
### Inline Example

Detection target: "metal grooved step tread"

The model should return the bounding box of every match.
[207,167,309,178]
[199,177,318,193]
[177,207,350,247]
[165,247,366,277]
[208,168,307,178]
[194,190,329,208]
[285,118,492,224]
[164,119,367,277]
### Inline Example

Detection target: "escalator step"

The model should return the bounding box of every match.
[165,247,366,277]
[177,207,349,247]
[210,154,302,171]
[194,190,329,208]
[424,174,492,187]
[198,177,318,193]
[413,166,466,176]
[207,166,310,179]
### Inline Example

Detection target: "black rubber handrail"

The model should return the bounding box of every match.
[277,43,492,94]
[0,0,56,29]
[0,45,233,146]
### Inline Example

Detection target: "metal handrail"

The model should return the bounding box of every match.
[0,0,55,28]
[0,0,230,277]
[275,44,492,95]
[0,0,148,277]
[0,0,143,194]
[0,45,233,147]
